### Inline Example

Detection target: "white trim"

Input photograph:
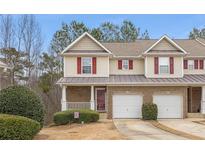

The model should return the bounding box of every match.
[107,56,110,75]
[144,52,185,56]
[145,56,148,77]
[186,56,205,58]
[81,57,92,74]
[90,85,95,110]
[201,86,205,114]
[64,74,109,77]
[61,32,112,54]
[62,53,110,56]
[188,60,194,70]
[181,57,184,77]
[196,38,205,46]
[122,59,129,70]
[57,82,205,86]
[158,57,170,74]
[143,35,187,54]
[112,55,142,58]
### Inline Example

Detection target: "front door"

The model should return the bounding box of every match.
[96,89,106,111]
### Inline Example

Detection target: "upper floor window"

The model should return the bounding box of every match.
[122,60,129,70]
[188,60,194,70]
[159,57,169,74]
[82,57,92,74]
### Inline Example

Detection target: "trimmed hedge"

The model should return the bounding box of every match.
[142,103,158,120]
[0,86,44,126]
[0,114,41,140]
[53,109,99,125]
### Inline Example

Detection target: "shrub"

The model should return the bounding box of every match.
[142,103,158,120]
[0,114,41,140]
[53,109,99,125]
[0,86,44,126]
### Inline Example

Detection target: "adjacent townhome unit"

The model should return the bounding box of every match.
[0,60,11,90]
[57,32,205,119]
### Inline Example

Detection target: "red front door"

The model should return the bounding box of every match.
[97,89,106,111]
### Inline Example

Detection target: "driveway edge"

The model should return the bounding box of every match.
[150,120,204,140]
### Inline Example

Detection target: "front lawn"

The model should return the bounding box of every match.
[34,120,126,140]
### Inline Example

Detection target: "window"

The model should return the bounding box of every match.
[188,60,194,70]
[159,57,169,74]
[122,60,129,70]
[82,57,92,74]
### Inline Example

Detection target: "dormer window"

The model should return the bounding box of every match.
[122,60,129,70]
[82,57,92,74]
[159,57,169,74]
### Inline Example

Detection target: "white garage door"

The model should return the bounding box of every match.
[113,95,143,118]
[153,95,183,118]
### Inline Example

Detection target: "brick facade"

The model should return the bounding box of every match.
[66,86,91,102]
[107,86,188,119]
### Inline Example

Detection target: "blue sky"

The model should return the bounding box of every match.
[28,14,205,50]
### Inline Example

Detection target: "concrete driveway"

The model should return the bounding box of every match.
[158,118,205,139]
[113,119,187,140]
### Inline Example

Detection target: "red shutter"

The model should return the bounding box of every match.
[194,60,198,69]
[184,60,188,69]
[129,60,133,70]
[154,57,159,74]
[92,57,97,74]
[200,60,204,69]
[170,57,174,74]
[77,57,81,74]
[118,60,122,69]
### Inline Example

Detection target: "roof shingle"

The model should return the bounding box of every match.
[101,39,205,57]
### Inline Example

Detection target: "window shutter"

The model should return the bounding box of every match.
[194,60,198,69]
[154,57,159,74]
[77,57,81,74]
[170,57,174,74]
[92,57,97,74]
[129,60,133,70]
[200,60,204,69]
[184,60,188,69]
[118,60,122,69]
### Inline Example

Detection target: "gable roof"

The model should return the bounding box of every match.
[102,39,205,57]
[61,33,205,57]
[61,32,112,55]
[143,35,187,54]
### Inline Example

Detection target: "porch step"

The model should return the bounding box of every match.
[99,113,108,119]
[187,113,205,118]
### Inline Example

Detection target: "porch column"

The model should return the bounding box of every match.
[201,86,205,114]
[90,85,95,110]
[61,85,67,111]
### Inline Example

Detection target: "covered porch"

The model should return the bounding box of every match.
[61,85,107,112]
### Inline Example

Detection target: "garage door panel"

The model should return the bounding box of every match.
[113,95,142,118]
[153,95,182,118]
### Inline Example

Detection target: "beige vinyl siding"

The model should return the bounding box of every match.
[184,69,205,74]
[70,35,103,50]
[151,39,179,51]
[145,56,183,78]
[64,56,109,77]
[109,59,144,75]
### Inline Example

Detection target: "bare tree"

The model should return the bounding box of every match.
[18,15,43,83]
[0,15,15,59]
